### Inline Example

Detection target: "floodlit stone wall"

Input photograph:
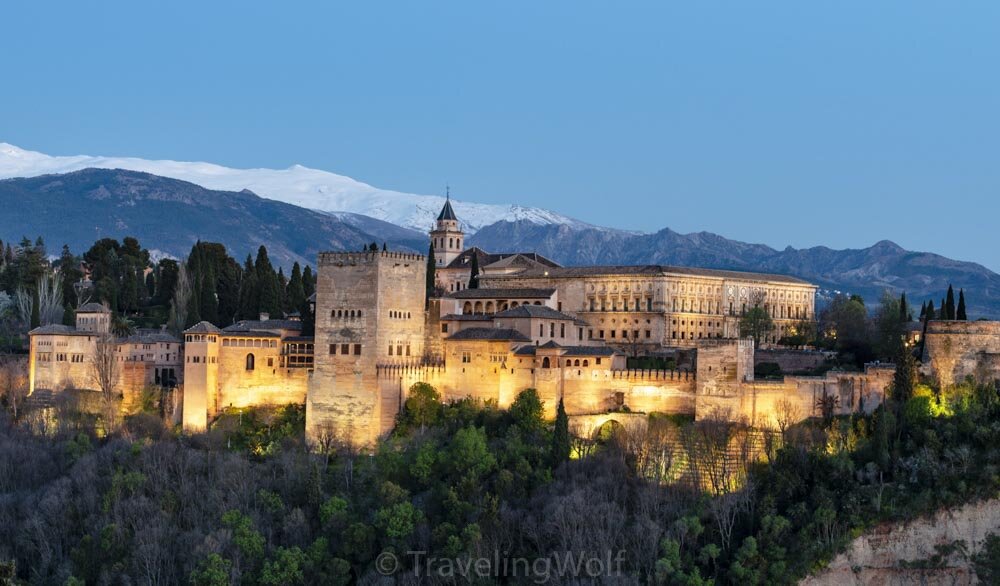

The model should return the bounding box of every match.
[923,320,1000,386]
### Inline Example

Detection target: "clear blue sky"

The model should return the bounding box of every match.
[3,2,999,269]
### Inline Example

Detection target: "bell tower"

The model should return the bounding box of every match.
[429,188,464,268]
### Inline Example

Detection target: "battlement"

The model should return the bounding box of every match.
[926,319,1000,335]
[610,368,693,381]
[318,250,425,265]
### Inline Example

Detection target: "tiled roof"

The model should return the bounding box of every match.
[29,324,90,336]
[184,321,222,334]
[538,340,562,349]
[282,336,315,342]
[223,319,302,333]
[445,328,531,342]
[490,265,812,285]
[444,249,561,271]
[223,331,281,338]
[441,314,494,321]
[447,287,556,300]
[513,344,620,357]
[77,302,110,313]
[493,305,579,321]
[122,331,181,344]
[437,198,458,221]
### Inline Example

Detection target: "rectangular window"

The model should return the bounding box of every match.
[389,345,393,356]
[441,324,449,333]
[461,352,471,363]
[341,343,350,355]
[599,330,604,338]
[645,330,651,338]
[267,358,274,367]
[560,323,565,338]
[596,358,602,365]
[329,344,336,355]
[610,330,616,338]
[354,344,361,355]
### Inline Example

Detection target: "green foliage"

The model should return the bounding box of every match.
[259,546,306,585]
[509,388,544,433]
[190,553,231,586]
[739,305,773,347]
[551,397,571,465]
[402,382,441,431]
[973,533,1000,584]
[222,510,265,561]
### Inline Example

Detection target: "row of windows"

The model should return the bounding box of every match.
[432,236,462,251]
[329,343,363,356]
[187,355,218,364]
[36,353,85,363]
[589,329,653,340]
[462,300,543,314]
[388,344,412,356]
[185,335,218,343]
[541,357,600,368]
[222,338,278,348]
[331,309,363,319]
[388,310,412,319]
[588,298,654,312]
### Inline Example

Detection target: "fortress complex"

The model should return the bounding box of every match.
[28,199,938,447]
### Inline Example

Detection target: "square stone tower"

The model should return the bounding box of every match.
[306,250,427,447]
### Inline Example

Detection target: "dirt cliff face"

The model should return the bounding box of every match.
[802,498,1000,585]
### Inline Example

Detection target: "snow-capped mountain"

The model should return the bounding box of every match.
[0,142,589,234]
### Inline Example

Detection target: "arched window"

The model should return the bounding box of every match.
[583,359,589,366]
[463,301,473,314]
[474,301,483,314]
[246,354,255,371]
[574,359,580,366]
[542,357,551,368]
[511,301,519,308]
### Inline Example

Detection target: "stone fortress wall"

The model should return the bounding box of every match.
[922,319,1000,387]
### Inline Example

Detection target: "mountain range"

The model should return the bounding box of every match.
[0,142,589,234]
[1,143,998,318]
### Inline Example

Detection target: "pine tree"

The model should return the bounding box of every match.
[469,253,480,289]
[425,244,437,306]
[551,397,571,465]
[957,289,968,320]
[945,285,956,320]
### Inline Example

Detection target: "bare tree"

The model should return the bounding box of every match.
[14,276,64,328]
[36,276,64,326]
[90,333,121,433]
[0,356,28,421]
[774,397,800,439]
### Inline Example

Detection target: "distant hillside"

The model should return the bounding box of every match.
[0,168,420,267]
[469,221,1000,317]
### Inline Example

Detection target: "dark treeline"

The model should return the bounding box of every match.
[1,357,999,583]
[0,236,316,340]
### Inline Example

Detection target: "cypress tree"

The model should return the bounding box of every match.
[199,263,218,324]
[925,299,935,320]
[919,301,926,319]
[945,285,956,320]
[899,292,908,322]
[302,266,315,299]
[957,289,968,320]
[255,246,280,318]
[468,253,480,289]
[286,262,305,314]
[238,254,258,319]
[940,298,947,320]
[382,242,387,252]
[425,243,436,306]
[551,397,571,465]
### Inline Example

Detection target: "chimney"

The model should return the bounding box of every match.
[259,312,270,321]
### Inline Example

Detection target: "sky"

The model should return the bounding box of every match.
[2,2,999,269]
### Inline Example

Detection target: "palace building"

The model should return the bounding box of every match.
[26,198,909,449]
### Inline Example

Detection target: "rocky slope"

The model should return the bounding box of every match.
[0,168,413,268]
[0,142,587,233]
[801,497,1000,585]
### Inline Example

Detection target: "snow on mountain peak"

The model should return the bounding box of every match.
[0,142,588,234]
